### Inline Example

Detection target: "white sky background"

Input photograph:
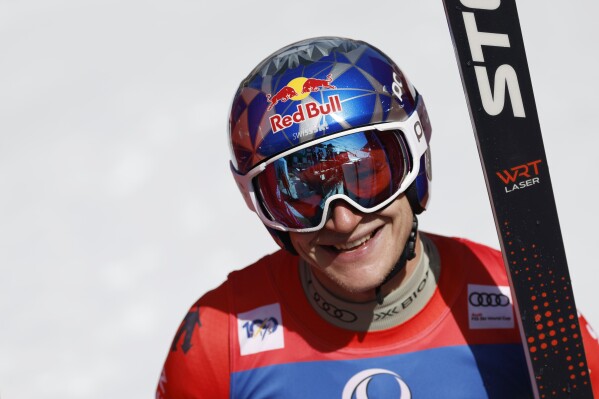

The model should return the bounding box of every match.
[1,1,597,397]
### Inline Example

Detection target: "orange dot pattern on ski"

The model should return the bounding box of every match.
[502,220,589,398]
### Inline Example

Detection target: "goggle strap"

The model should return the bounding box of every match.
[375,215,418,304]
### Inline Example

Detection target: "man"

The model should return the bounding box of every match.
[157,37,599,398]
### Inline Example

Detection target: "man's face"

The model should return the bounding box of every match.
[289,195,414,302]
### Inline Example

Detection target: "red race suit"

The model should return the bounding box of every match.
[156,233,599,398]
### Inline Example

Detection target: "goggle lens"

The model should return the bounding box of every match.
[254,129,412,230]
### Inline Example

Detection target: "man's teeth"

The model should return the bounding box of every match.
[333,232,374,251]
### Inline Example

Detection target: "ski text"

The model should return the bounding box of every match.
[460,0,526,118]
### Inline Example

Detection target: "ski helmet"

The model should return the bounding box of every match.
[228,37,432,252]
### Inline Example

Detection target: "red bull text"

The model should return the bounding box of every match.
[269,95,342,133]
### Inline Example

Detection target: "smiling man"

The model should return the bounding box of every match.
[156,37,599,398]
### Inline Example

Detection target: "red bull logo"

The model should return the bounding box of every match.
[266,74,336,110]
[301,74,336,94]
[267,74,341,133]
[270,95,342,133]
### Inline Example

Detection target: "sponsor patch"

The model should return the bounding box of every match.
[343,369,411,399]
[468,284,514,329]
[237,303,284,356]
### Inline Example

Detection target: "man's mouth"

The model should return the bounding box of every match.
[331,228,379,252]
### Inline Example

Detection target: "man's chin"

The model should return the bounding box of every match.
[315,268,390,302]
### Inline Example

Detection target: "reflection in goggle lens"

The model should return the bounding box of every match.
[255,130,412,230]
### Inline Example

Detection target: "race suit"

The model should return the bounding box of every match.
[156,233,599,398]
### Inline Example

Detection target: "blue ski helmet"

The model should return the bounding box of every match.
[228,37,432,252]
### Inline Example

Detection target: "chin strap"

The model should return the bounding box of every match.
[375,215,418,305]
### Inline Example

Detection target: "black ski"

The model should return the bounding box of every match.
[441,1,593,398]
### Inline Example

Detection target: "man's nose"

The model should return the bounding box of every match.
[324,201,363,234]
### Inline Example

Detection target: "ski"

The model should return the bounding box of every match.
[441,1,593,398]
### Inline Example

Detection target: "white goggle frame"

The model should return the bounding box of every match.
[231,102,428,233]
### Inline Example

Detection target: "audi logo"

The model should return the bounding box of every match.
[313,292,358,323]
[469,292,510,307]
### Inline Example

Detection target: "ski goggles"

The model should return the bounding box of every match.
[232,98,429,233]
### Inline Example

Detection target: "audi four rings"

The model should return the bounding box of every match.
[468,292,510,307]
